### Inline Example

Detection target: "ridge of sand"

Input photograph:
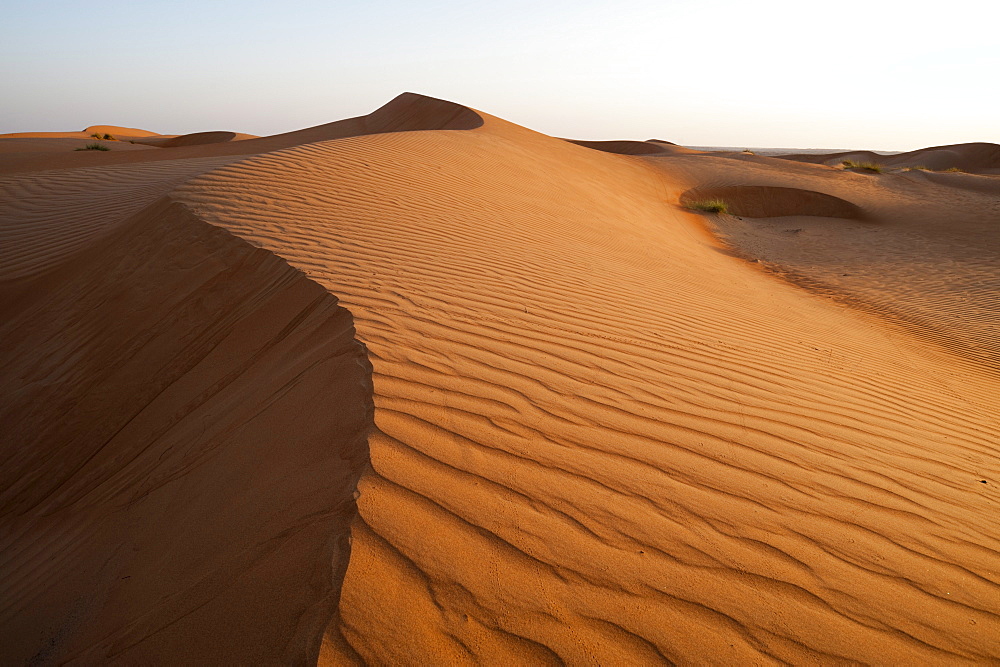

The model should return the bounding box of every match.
[0,92,482,175]
[0,127,158,140]
[0,198,373,664]
[0,156,244,282]
[776,142,1000,172]
[564,139,674,155]
[2,93,999,663]
[83,125,160,137]
[173,101,1000,663]
[134,131,260,148]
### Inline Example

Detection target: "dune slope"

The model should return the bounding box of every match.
[173,101,1000,663]
[0,156,240,281]
[0,93,481,175]
[646,150,1000,368]
[776,142,1000,173]
[0,200,373,664]
[2,93,999,664]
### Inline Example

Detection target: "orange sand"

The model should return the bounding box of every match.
[2,94,998,664]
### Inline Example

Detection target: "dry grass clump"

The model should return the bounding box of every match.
[686,199,729,214]
[75,142,110,151]
[842,160,884,173]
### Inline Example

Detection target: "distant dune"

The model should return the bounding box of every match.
[775,141,1000,173]
[2,93,998,664]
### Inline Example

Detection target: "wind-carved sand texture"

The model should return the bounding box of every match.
[1,93,999,664]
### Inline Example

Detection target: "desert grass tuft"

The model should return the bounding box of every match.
[75,142,110,151]
[842,160,884,173]
[686,198,729,214]
[943,166,964,173]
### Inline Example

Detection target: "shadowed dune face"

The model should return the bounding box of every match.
[565,139,673,155]
[360,92,483,133]
[0,200,373,664]
[897,142,1000,171]
[681,185,865,219]
[0,156,241,282]
[137,131,239,148]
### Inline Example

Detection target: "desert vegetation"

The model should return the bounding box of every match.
[686,198,729,213]
[842,160,884,173]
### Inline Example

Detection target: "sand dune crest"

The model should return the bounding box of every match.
[566,139,674,155]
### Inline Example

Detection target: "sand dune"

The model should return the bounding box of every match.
[2,93,999,664]
[778,141,1000,173]
[135,131,259,148]
[565,139,674,155]
[0,156,240,281]
[0,126,157,140]
[83,125,160,137]
[0,94,479,176]
[0,199,372,664]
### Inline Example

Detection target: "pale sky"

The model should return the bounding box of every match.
[2,0,997,150]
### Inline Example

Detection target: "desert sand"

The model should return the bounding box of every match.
[1,93,998,664]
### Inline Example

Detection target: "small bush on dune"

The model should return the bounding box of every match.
[944,166,964,173]
[686,198,729,214]
[904,165,929,171]
[842,160,884,173]
[75,142,110,151]
[90,132,102,139]
[102,133,115,140]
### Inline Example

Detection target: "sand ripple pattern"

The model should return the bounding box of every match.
[175,115,1000,664]
[0,156,238,280]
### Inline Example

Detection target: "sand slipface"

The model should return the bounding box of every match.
[2,93,999,664]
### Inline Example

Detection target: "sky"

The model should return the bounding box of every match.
[1,0,997,150]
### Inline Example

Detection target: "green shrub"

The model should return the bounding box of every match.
[75,142,110,151]
[686,198,729,213]
[90,132,102,139]
[102,133,114,140]
[842,160,884,173]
